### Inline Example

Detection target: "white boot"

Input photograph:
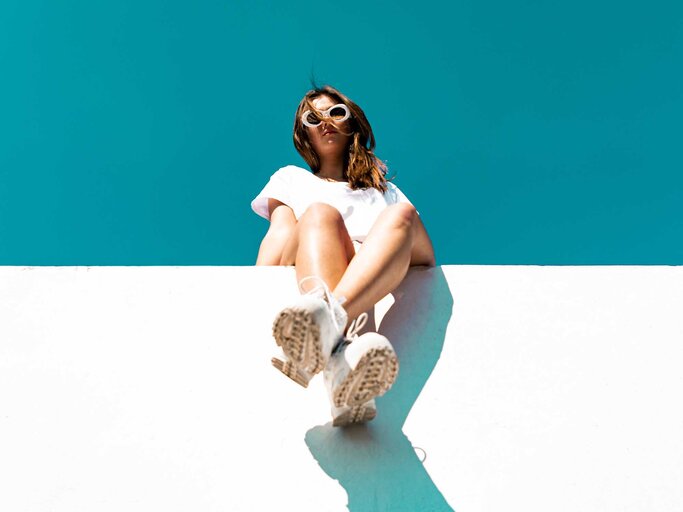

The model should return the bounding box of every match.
[271,277,348,387]
[324,314,399,427]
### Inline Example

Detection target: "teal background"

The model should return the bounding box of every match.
[1,0,681,265]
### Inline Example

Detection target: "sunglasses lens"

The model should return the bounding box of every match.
[329,106,347,120]
[303,111,321,126]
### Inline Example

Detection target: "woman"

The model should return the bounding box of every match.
[251,85,435,426]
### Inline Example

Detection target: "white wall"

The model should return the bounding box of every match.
[1,266,681,511]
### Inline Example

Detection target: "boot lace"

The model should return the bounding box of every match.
[298,275,347,335]
[346,312,368,342]
[331,312,369,355]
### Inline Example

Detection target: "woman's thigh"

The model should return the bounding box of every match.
[360,204,436,267]
[279,203,356,266]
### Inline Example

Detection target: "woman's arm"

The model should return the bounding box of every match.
[255,199,297,265]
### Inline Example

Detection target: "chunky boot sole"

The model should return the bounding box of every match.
[271,307,324,387]
[271,357,313,388]
[332,347,399,415]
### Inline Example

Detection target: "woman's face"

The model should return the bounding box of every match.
[306,95,352,161]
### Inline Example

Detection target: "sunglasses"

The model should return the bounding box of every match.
[301,103,351,128]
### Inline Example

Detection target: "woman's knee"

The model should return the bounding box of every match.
[299,202,345,228]
[382,203,418,229]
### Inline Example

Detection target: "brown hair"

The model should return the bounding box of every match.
[293,85,388,192]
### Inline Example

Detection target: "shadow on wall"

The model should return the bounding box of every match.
[305,267,455,512]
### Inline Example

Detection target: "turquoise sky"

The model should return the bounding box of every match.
[1,0,681,265]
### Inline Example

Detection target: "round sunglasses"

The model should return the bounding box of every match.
[301,103,351,128]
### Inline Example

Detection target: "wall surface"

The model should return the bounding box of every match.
[1,266,682,511]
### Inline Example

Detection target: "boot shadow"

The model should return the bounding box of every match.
[305,267,455,511]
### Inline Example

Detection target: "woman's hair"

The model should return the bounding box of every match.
[293,85,388,192]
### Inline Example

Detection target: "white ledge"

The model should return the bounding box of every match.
[1,266,682,511]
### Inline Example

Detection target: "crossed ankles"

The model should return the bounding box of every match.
[271,276,399,427]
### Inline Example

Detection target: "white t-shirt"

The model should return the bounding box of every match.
[251,165,414,242]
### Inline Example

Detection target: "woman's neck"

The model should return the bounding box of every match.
[316,159,346,182]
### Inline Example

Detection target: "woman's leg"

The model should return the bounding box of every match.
[332,203,435,321]
[255,203,297,266]
[280,202,356,291]
[279,202,434,322]
[270,201,433,392]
